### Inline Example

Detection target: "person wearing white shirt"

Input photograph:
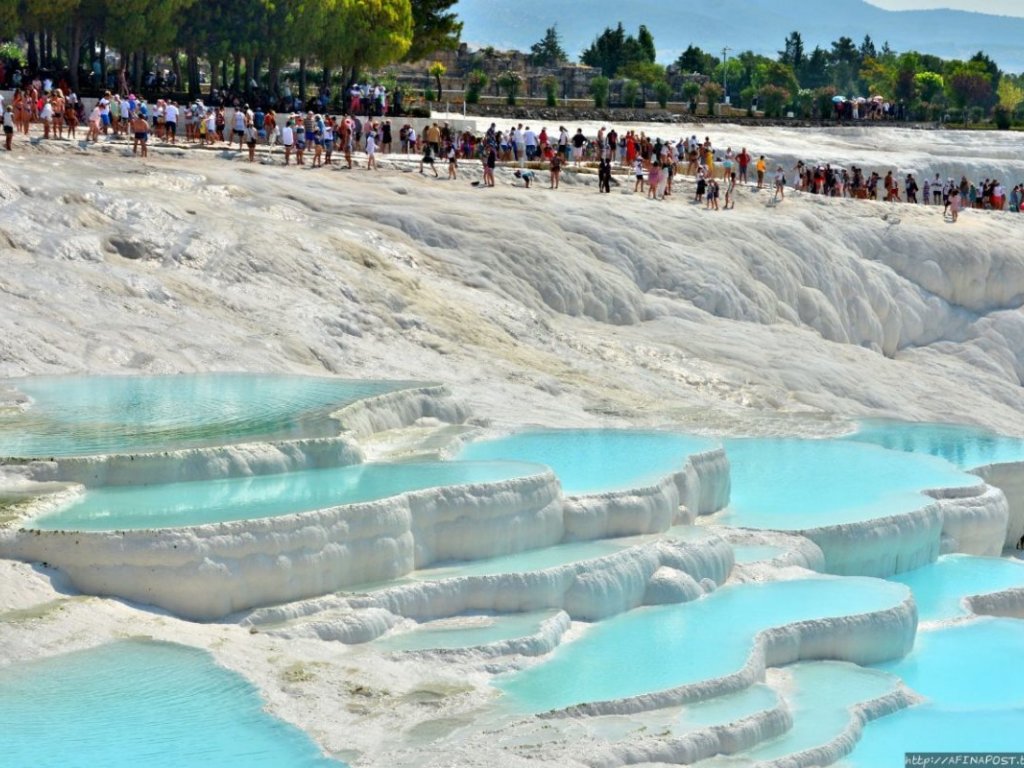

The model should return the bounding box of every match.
[523,127,538,160]
[280,121,294,165]
[3,105,14,151]
[365,130,377,170]
[164,102,179,143]
[40,99,54,139]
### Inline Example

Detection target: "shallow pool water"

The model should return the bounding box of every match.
[845,419,1024,469]
[847,619,1024,766]
[0,374,416,458]
[456,429,717,495]
[717,438,976,530]
[875,618,1024,710]
[0,640,341,767]
[497,576,909,713]
[741,662,898,762]
[31,460,547,531]
[375,609,563,652]
[673,683,780,732]
[888,554,1024,622]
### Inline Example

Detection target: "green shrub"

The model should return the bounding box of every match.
[543,75,558,107]
[590,76,609,108]
[465,69,488,105]
[993,105,1011,130]
[622,80,638,108]
[653,80,671,109]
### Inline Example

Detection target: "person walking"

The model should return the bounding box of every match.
[3,105,14,150]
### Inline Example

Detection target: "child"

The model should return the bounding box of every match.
[447,142,457,179]
[513,169,535,187]
[549,153,562,189]
[633,157,644,193]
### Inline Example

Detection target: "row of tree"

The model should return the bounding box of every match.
[544,23,1023,121]
[0,0,460,98]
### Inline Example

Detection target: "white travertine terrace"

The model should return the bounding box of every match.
[5,121,1024,767]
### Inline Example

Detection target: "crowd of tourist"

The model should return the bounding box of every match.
[3,85,1022,221]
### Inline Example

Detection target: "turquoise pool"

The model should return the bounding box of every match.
[0,374,416,458]
[847,619,1024,766]
[497,576,909,713]
[741,662,898,762]
[889,554,1024,622]
[30,460,547,531]
[0,640,341,767]
[456,430,717,495]
[718,438,976,530]
[845,419,1024,469]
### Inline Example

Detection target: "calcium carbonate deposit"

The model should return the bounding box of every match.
[2,118,1024,768]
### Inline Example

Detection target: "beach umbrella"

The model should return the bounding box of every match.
[832,95,846,102]
[872,95,884,102]
[855,97,867,103]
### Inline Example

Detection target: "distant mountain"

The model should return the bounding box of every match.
[454,0,1024,73]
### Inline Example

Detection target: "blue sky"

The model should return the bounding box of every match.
[866,0,1024,16]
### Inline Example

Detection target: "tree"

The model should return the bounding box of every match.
[636,24,655,64]
[946,63,995,113]
[333,0,414,86]
[429,60,446,98]
[892,52,919,104]
[404,0,461,62]
[682,80,700,113]
[621,79,638,108]
[801,46,830,89]
[752,60,798,96]
[969,50,1001,94]
[497,69,520,105]
[581,23,652,78]
[621,60,663,105]
[758,84,789,117]
[779,31,804,70]
[859,57,890,97]
[581,22,625,77]
[676,44,718,75]
[702,81,723,111]
[997,77,1024,111]
[915,71,945,103]
[465,68,487,104]
[103,0,196,87]
[653,79,671,109]
[528,25,566,67]
[542,74,558,106]
[589,75,609,108]
[858,35,877,62]
[712,58,745,101]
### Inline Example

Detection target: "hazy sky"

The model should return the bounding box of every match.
[865,0,1024,16]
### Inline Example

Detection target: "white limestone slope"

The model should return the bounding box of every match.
[3,122,1024,767]
[4,130,1024,435]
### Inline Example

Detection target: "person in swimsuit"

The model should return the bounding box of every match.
[131,112,149,157]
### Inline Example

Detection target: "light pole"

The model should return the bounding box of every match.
[722,46,731,104]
